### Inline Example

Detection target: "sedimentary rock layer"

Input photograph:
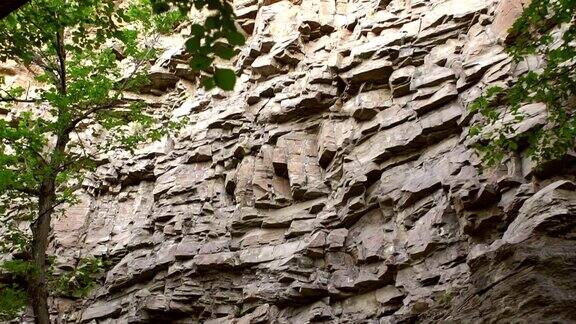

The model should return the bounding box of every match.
[45,0,576,323]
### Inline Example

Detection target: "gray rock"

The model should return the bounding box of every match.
[43,1,576,323]
[81,301,122,322]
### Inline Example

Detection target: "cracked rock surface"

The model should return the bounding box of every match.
[43,0,576,323]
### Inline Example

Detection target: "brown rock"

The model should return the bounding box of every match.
[341,58,394,86]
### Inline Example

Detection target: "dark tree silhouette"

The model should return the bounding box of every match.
[0,0,29,19]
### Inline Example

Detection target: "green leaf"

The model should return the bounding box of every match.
[204,16,221,29]
[189,54,214,71]
[226,31,246,46]
[190,23,205,36]
[213,42,235,60]
[185,36,201,53]
[0,285,27,321]
[201,76,217,90]
[213,68,236,90]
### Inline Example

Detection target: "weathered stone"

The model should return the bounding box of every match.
[490,0,531,41]
[141,70,179,94]
[317,118,355,168]
[175,236,200,259]
[341,58,394,86]
[331,268,358,291]
[342,88,392,121]
[421,0,489,31]
[42,1,576,323]
[502,180,576,244]
[193,252,238,269]
[260,201,319,231]
[326,228,348,250]
[411,82,458,115]
[389,65,416,97]
[350,103,462,165]
[297,0,336,41]
[457,51,508,88]
[270,34,303,65]
[436,181,576,323]
[352,31,407,59]
[375,286,404,306]
[406,199,458,258]
[252,54,283,77]
[81,301,122,322]
[286,218,316,238]
[275,133,329,200]
[411,66,456,90]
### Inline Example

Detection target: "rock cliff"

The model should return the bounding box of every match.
[46,0,576,322]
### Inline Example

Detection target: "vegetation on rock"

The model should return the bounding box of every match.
[152,0,245,90]
[469,0,576,166]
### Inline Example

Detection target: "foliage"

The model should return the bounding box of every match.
[151,0,245,90]
[0,284,27,321]
[0,219,31,255]
[51,258,106,298]
[436,289,454,306]
[0,256,105,320]
[0,0,182,202]
[469,0,576,166]
[1,260,36,277]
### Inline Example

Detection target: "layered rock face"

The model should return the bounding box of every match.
[49,0,576,323]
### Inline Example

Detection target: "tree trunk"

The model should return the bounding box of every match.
[28,29,68,322]
[29,178,56,324]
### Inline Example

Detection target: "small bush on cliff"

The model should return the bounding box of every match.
[50,257,107,299]
[436,289,454,306]
[0,284,27,320]
[469,0,576,166]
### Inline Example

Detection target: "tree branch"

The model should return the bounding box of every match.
[63,99,125,135]
[5,182,40,197]
[63,35,160,135]
[55,28,67,94]
[0,97,38,103]
[30,54,60,86]
[29,197,66,229]
[0,88,41,103]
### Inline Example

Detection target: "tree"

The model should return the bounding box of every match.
[1,0,245,90]
[469,0,576,166]
[0,0,242,322]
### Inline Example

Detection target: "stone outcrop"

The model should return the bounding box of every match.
[42,0,576,323]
